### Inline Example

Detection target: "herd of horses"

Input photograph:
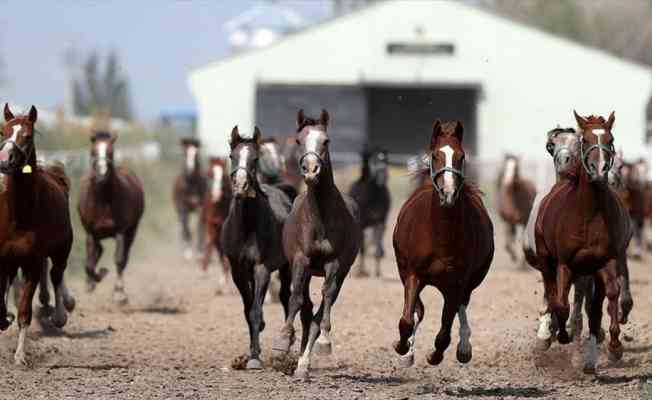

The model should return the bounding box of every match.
[0,102,648,380]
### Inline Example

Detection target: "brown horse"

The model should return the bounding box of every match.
[0,104,75,365]
[618,158,648,259]
[79,131,145,305]
[173,138,206,260]
[281,134,303,193]
[533,111,630,374]
[273,109,361,378]
[392,120,494,367]
[496,154,536,266]
[200,156,231,294]
[222,126,293,369]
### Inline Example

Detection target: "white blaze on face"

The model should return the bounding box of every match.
[3,125,21,152]
[211,165,224,202]
[97,141,108,175]
[186,145,198,173]
[306,129,322,153]
[592,128,607,169]
[439,145,456,192]
[502,158,516,186]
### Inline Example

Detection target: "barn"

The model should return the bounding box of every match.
[188,0,652,177]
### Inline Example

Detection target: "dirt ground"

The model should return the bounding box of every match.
[0,203,651,400]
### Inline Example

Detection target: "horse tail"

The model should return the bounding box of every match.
[45,161,71,195]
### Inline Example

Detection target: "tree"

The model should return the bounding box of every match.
[73,50,133,120]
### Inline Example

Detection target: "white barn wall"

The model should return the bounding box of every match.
[189,0,652,162]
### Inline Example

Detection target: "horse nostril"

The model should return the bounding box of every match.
[311,164,319,174]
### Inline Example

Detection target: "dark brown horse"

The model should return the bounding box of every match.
[533,111,630,374]
[200,156,231,294]
[617,158,648,259]
[173,138,206,260]
[273,109,361,379]
[349,147,391,278]
[0,104,75,365]
[281,134,303,193]
[496,154,536,265]
[392,120,494,368]
[79,131,145,305]
[221,126,292,369]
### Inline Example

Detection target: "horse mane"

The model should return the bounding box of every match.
[583,115,607,125]
[180,137,200,147]
[92,131,113,141]
[296,115,321,132]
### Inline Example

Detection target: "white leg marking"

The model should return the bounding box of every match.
[584,334,598,372]
[238,146,249,168]
[186,145,197,173]
[537,313,553,340]
[399,312,420,367]
[97,141,108,175]
[502,158,516,186]
[211,165,223,202]
[14,326,27,365]
[458,305,472,354]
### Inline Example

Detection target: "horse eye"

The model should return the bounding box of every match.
[324,139,330,147]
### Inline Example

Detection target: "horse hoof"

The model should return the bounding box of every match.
[398,351,414,368]
[113,291,129,306]
[426,350,443,366]
[535,337,552,352]
[294,365,309,379]
[557,331,571,345]
[608,345,624,362]
[14,354,27,367]
[63,296,76,313]
[51,312,68,329]
[582,364,596,375]
[456,347,472,364]
[393,340,409,356]
[97,267,109,281]
[315,340,332,356]
[0,313,14,331]
[246,358,263,370]
[85,279,97,293]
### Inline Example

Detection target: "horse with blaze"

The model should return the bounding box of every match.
[393,120,494,367]
[0,104,76,365]
[79,131,145,305]
[173,138,206,260]
[531,111,630,374]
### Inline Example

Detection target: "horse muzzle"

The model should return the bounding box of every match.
[553,149,573,174]
[300,153,322,185]
[232,169,255,198]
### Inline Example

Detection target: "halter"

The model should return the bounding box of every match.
[429,153,465,200]
[0,135,34,170]
[298,151,325,171]
[580,134,614,176]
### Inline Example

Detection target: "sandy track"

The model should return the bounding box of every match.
[0,208,650,400]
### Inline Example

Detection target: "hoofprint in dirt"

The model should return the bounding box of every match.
[0,211,650,399]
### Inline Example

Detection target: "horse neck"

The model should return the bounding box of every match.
[576,166,605,220]
[10,170,38,227]
[91,170,118,203]
[306,160,337,219]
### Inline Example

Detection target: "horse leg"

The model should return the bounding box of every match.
[505,224,517,262]
[14,264,39,366]
[617,253,633,324]
[113,227,137,305]
[230,260,254,357]
[0,271,14,331]
[393,273,422,367]
[50,252,73,329]
[298,279,313,353]
[195,212,205,258]
[180,208,193,260]
[426,295,459,366]
[568,277,587,342]
[373,223,386,278]
[456,301,473,363]
[631,218,643,260]
[584,275,606,374]
[598,262,623,362]
[201,226,214,274]
[355,229,368,278]
[553,263,572,344]
[536,267,557,350]
[85,236,106,292]
[278,264,292,319]
[246,264,271,369]
[273,254,309,354]
[314,261,348,356]
[38,259,52,316]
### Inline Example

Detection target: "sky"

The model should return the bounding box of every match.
[0,0,331,120]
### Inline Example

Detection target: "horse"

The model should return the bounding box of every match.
[273,109,361,379]
[392,120,494,368]
[618,158,648,260]
[200,157,231,294]
[531,111,630,374]
[172,138,206,260]
[496,154,536,266]
[221,126,292,369]
[349,147,391,277]
[281,135,303,194]
[78,131,145,305]
[0,103,75,365]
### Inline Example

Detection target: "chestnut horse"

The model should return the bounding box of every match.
[173,138,206,260]
[222,126,292,369]
[496,154,536,266]
[617,158,648,259]
[349,147,391,277]
[200,157,231,294]
[393,120,494,368]
[532,111,630,374]
[0,104,75,365]
[79,131,145,305]
[273,109,361,379]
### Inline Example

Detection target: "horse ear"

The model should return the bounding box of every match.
[4,103,14,122]
[253,126,262,145]
[606,111,615,130]
[297,109,305,127]
[320,109,330,129]
[573,110,587,128]
[27,105,37,124]
[111,133,118,144]
[230,125,240,149]
[90,133,97,143]
[431,120,442,148]
[454,120,464,142]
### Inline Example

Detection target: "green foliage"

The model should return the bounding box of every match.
[73,50,133,120]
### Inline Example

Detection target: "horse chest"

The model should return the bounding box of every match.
[0,230,37,259]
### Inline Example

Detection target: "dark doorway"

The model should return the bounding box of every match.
[366,86,479,155]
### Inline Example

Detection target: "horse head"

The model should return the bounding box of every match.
[429,120,466,208]
[90,131,117,183]
[546,126,579,179]
[180,137,201,178]
[295,109,331,186]
[574,110,616,185]
[0,103,37,175]
[207,156,229,203]
[229,125,261,199]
